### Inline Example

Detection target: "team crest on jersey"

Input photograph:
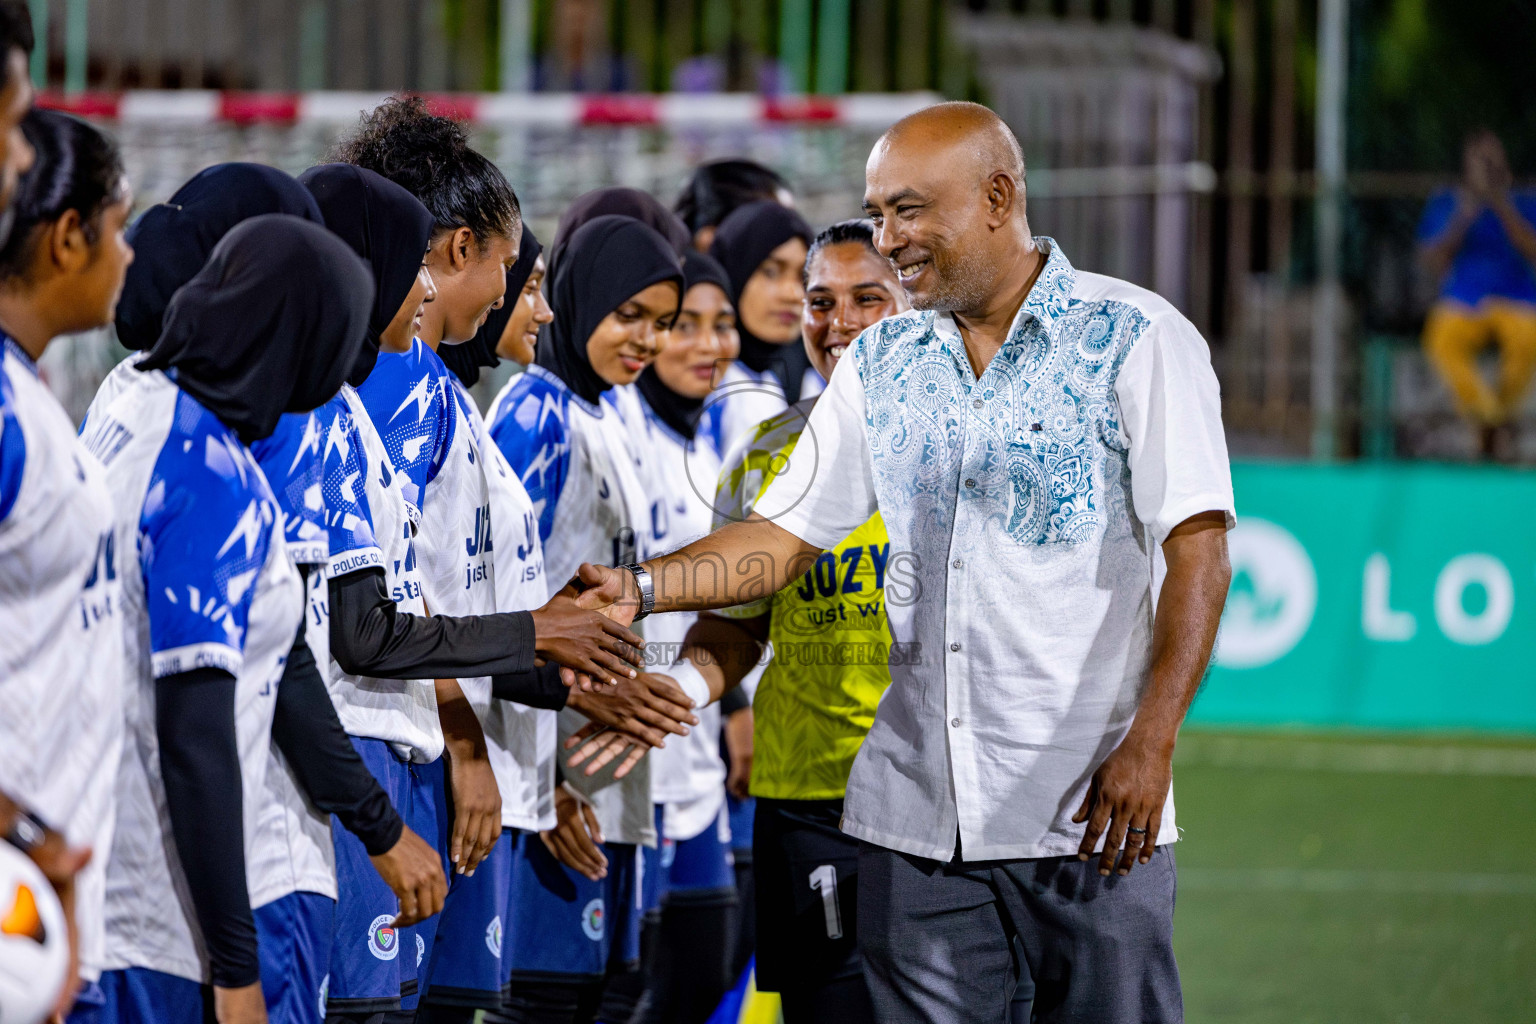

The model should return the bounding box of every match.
[416,932,426,966]
[581,898,605,941]
[485,915,503,958]
[366,914,399,960]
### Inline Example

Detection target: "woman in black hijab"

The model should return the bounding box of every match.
[636,249,738,442]
[529,214,682,407]
[548,186,691,276]
[627,247,742,1024]
[709,199,816,405]
[488,215,690,1024]
[439,222,545,388]
[84,215,374,1019]
[139,214,373,441]
[298,163,437,385]
[115,162,324,352]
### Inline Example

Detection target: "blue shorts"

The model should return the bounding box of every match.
[419,827,514,1008]
[255,890,335,1024]
[663,808,735,900]
[727,793,755,855]
[325,737,449,1015]
[505,830,642,980]
[68,968,204,1024]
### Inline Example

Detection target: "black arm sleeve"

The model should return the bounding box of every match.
[155,667,258,989]
[490,661,571,711]
[329,567,537,679]
[719,685,752,716]
[271,615,404,856]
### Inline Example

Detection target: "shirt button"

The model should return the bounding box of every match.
[951,718,961,728]
[972,398,983,409]
[950,642,961,652]
[952,558,963,569]
[964,478,977,489]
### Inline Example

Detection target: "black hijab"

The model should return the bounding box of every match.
[115,162,324,351]
[138,215,374,444]
[637,250,733,441]
[439,223,543,387]
[709,200,815,402]
[549,187,691,276]
[299,164,437,387]
[535,215,683,406]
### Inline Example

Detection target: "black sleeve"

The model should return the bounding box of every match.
[719,684,752,716]
[271,615,404,856]
[329,567,537,679]
[154,667,258,989]
[490,661,571,711]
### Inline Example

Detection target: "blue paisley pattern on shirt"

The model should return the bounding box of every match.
[855,238,1144,549]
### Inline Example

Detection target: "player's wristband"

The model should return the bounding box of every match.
[617,563,655,622]
[665,657,712,711]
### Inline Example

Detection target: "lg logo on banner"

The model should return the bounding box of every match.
[1362,552,1513,646]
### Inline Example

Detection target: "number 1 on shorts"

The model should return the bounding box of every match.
[808,864,843,940]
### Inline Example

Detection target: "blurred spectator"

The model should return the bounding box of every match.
[1417,129,1536,457]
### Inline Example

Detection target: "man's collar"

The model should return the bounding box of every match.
[930,237,1076,373]
[1006,237,1074,347]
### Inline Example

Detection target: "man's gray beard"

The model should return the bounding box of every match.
[907,247,995,315]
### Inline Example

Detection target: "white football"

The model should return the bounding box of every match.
[0,842,68,1024]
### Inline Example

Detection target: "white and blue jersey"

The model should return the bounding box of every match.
[487,366,655,848]
[631,392,728,844]
[250,412,329,568]
[313,385,439,761]
[355,339,451,523]
[81,368,301,983]
[0,336,124,981]
[707,360,823,461]
[248,409,339,916]
[482,417,554,834]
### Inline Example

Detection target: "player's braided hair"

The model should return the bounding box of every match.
[804,218,881,284]
[328,95,520,251]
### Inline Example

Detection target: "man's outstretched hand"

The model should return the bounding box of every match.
[567,564,640,622]
[531,588,645,687]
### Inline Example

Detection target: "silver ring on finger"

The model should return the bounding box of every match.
[1126,826,1149,835]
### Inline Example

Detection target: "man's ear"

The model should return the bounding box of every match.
[986,172,1018,228]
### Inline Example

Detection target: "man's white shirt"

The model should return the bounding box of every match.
[755,240,1235,862]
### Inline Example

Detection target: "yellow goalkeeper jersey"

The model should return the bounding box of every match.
[714,399,894,800]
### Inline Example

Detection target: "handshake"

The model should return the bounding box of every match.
[529,563,693,782]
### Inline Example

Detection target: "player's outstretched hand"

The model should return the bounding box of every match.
[568,673,698,748]
[1071,729,1173,877]
[562,721,649,779]
[370,825,448,927]
[541,785,608,882]
[213,982,269,1024]
[532,589,645,687]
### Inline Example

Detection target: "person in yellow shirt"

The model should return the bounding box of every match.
[674,220,907,1022]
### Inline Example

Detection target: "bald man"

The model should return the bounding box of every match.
[574,102,1234,1023]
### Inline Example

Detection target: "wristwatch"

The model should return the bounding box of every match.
[3,808,47,855]
[617,563,654,622]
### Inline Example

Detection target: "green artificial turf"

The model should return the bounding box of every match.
[1171,729,1536,1023]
